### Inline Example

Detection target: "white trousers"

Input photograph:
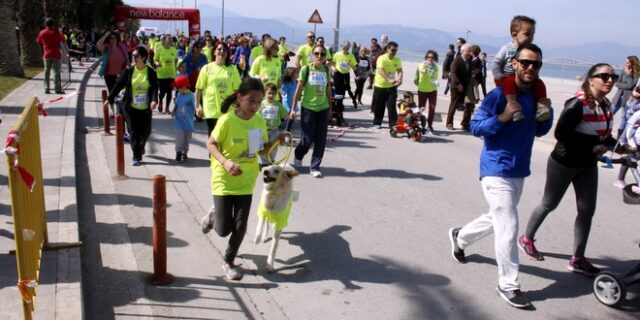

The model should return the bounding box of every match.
[457,176,524,291]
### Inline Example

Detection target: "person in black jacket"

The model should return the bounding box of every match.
[105,46,158,166]
[442,44,455,95]
[519,63,618,276]
[445,44,472,130]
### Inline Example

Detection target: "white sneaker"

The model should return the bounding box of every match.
[293,158,302,168]
[310,170,323,178]
[613,180,626,190]
[200,204,215,234]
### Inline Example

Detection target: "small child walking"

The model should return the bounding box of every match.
[281,67,299,132]
[172,75,195,162]
[259,83,288,165]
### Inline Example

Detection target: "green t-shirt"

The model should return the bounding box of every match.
[374,54,402,89]
[333,51,357,74]
[250,45,264,61]
[259,100,287,130]
[203,45,214,63]
[195,63,241,119]
[278,44,289,60]
[130,67,150,110]
[298,64,330,111]
[296,43,314,67]
[211,111,268,195]
[417,62,439,93]
[250,55,282,87]
[154,46,178,79]
[148,37,158,51]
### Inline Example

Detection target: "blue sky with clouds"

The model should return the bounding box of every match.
[125,0,637,46]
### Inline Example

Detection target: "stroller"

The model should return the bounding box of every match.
[592,155,640,307]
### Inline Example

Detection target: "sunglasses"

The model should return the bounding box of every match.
[389,48,398,53]
[516,59,543,70]
[313,51,326,57]
[132,53,140,59]
[307,36,315,39]
[591,73,619,82]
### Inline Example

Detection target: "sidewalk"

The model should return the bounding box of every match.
[0,60,90,320]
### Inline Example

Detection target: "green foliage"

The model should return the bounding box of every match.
[0,67,43,101]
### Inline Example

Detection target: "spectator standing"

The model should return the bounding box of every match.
[611,56,640,138]
[372,42,403,129]
[442,44,455,95]
[37,18,67,94]
[446,44,472,130]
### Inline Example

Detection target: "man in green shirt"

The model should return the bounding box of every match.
[372,41,403,129]
[295,32,315,68]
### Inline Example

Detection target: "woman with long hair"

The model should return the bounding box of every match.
[199,78,283,280]
[518,63,618,276]
[195,42,241,137]
[105,46,158,166]
[415,50,439,133]
[612,55,640,137]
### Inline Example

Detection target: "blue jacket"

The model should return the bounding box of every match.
[470,87,553,179]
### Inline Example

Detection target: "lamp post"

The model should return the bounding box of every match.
[333,0,341,52]
[466,30,471,42]
[221,0,225,38]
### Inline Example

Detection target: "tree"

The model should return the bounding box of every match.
[0,0,25,76]
[18,0,44,67]
[42,0,61,22]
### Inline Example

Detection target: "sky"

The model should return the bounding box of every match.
[124,0,638,46]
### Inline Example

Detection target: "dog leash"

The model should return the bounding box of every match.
[266,119,294,166]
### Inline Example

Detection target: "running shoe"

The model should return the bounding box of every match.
[222,261,242,280]
[568,256,600,276]
[496,287,532,309]
[448,227,466,263]
[518,235,544,261]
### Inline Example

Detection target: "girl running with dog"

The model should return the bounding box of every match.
[200,78,285,280]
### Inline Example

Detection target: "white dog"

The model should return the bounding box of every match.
[253,164,298,272]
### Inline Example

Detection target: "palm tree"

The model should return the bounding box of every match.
[0,0,24,76]
[18,0,44,67]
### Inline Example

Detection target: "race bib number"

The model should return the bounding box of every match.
[358,60,369,68]
[134,94,148,106]
[308,54,314,62]
[387,72,396,81]
[262,105,278,127]
[247,129,264,156]
[308,71,327,86]
[339,61,350,71]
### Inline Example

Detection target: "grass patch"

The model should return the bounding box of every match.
[0,67,43,101]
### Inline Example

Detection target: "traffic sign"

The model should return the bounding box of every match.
[308,9,323,24]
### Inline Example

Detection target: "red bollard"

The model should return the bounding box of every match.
[146,175,175,286]
[114,114,126,179]
[101,90,111,135]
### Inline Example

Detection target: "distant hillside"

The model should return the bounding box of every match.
[139,5,637,64]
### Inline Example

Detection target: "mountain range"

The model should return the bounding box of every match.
[142,4,638,65]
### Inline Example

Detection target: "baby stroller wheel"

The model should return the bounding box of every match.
[593,272,626,307]
[390,127,399,137]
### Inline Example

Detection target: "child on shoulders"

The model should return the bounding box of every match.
[492,15,551,122]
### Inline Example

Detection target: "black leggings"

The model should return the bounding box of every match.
[123,107,152,161]
[212,195,253,263]
[158,78,174,109]
[525,156,598,257]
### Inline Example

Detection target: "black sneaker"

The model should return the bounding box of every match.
[181,153,188,161]
[176,152,183,162]
[448,227,466,263]
[496,287,531,309]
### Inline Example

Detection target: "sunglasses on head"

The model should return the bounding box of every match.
[591,73,619,82]
[313,51,326,57]
[132,53,140,58]
[516,59,543,70]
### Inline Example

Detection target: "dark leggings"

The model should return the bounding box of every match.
[213,195,253,263]
[104,75,118,94]
[123,107,152,161]
[417,90,437,127]
[205,118,218,138]
[372,86,398,127]
[158,78,174,109]
[525,156,598,257]
[354,77,366,103]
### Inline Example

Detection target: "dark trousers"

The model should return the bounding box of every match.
[295,107,329,171]
[205,118,218,139]
[372,86,398,127]
[158,78,174,110]
[333,72,355,101]
[354,77,366,103]
[525,157,598,257]
[123,107,152,161]
[480,77,487,97]
[213,195,253,263]
[446,87,465,127]
[418,90,437,127]
[104,75,118,95]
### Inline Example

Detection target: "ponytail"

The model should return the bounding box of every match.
[220,77,265,114]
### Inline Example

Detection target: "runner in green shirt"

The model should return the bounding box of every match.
[154,36,178,113]
[295,31,316,68]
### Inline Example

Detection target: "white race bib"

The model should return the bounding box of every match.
[247,129,263,156]
[387,72,396,81]
[339,61,350,71]
[358,60,369,68]
[134,94,148,106]
[308,71,327,86]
